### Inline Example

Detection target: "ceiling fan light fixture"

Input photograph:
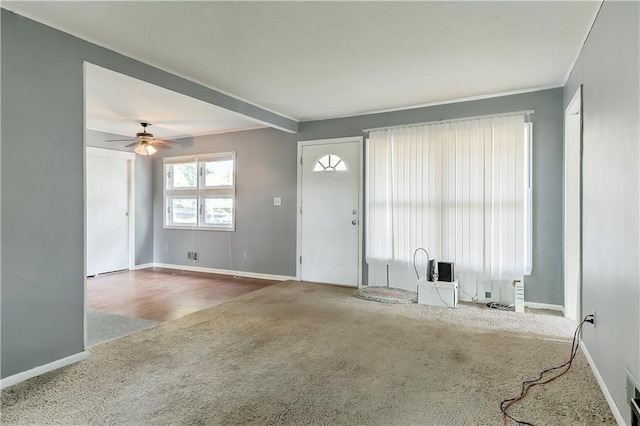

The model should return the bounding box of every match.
[135,143,157,156]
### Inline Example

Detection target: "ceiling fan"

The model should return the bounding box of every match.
[106,122,176,156]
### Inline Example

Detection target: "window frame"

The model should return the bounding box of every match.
[163,152,236,231]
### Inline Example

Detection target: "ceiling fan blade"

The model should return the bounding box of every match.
[125,142,139,148]
[151,141,172,149]
[156,139,178,144]
[106,138,135,142]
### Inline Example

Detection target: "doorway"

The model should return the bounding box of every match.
[86,147,135,276]
[297,137,363,287]
[564,86,582,321]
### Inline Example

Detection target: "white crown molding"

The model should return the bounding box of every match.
[305,85,562,123]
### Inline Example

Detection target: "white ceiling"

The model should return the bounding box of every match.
[85,63,264,139]
[5,1,601,123]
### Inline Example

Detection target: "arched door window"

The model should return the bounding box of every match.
[313,154,347,172]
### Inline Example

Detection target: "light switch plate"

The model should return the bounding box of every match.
[274,197,281,206]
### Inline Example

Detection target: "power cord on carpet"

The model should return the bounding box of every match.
[499,314,594,425]
[460,288,478,302]
[487,301,514,310]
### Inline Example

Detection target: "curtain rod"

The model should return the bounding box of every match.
[363,110,535,133]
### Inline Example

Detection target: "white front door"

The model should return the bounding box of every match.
[86,149,131,276]
[298,138,362,287]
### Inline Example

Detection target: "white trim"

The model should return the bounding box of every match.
[83,65,88,351]
[163,152,236,232]
[128,157,136,271]
[0,351,90,390]
[310,86,557,122]
[580,341,626,425]
[524,301,564,312]
[133,263,155,270]
[151,263,295,282]
[87,124,267,141]
[363,110,535,133]
[467,299,564,312]
[296,137,364,287]
[564,85,583,323]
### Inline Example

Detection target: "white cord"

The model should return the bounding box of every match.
[413,247,450,308]
[459,289,478,302]
[431,280,451,308]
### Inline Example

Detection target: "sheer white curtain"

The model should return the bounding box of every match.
[366,115,526,297]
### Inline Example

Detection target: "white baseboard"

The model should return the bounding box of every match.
[466,298,564,313]
[580,341,626,425]
[0,351,90,390]
[524,301,564,312]
[133,263,154,270]
[148,263,296,282]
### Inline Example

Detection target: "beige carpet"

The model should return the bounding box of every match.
[1,281,614,425]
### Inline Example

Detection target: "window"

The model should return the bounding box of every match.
[164,152,235,231]
[366,114,531,288]
[313,154,348,172]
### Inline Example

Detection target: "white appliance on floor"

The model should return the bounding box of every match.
[417,280,458,308]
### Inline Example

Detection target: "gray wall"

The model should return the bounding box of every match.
[86,130,154,265]
[1,7,565,381]
[0,8,289,379]
[564,2,639,423]
[155,91,565,304]
[153,129,298,276]
[299,89,565,305]
[2,10,86,378]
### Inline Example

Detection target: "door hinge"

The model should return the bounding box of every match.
[300,156,303,165]
[300,206,302,214]
[299,256,302,264]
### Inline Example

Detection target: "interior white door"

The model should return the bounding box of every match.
[564,87,582,322]
[300,140,361,286]
[86,153,130,276]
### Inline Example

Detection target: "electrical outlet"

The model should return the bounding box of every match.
[591,309,596,327]
[485,291,492,300]
[242,250,248,260]
[273,197,281,206]
[187,251,198,261]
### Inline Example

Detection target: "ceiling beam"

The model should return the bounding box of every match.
[93,59,299,134]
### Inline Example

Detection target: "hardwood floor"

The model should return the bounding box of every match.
[87,268,280,322]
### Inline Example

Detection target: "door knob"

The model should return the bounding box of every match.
[352,220,358,225]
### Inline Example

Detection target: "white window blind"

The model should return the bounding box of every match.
[366,115,529,294]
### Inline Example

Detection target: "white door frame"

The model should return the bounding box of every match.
[296,136,364,287]
[564,86,582,321]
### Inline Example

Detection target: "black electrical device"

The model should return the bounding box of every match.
[426,259,436,281]
[437,262,454,282]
